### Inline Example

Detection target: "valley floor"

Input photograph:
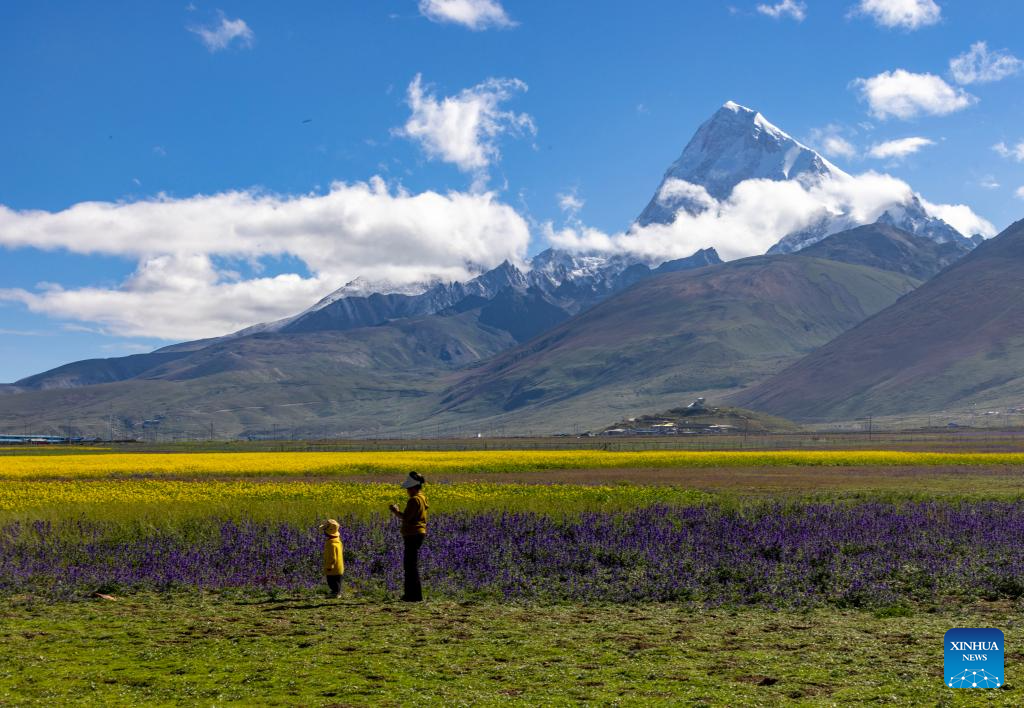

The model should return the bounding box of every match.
[1,593,1019,706]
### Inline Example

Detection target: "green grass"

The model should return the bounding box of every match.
[1,593,1019,706]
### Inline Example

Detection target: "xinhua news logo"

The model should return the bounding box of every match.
[944,628,1004,688]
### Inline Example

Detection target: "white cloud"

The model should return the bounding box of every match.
[853,0,941,30]
[4,257,334,341]
[0,329,52,337]
[0,179,531,339]
[950,41,1022,85]
[993,141,1024,162]
[808,125,858,159]
[188,13,254,52]
[868,136,935,159]
[1017,186,1024,201]
[395,74,535,188]
[756,0,806,21]
[546,171,994,263]
[918,199,996,237]
[979,175,1000,190]
[853,70,975,120]
[656,179,717,211]
[557,192,585,214]
[418,0,515,30]
[821,135,858,159]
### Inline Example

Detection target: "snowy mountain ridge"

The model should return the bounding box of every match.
[251,246,721,339]
[637,101,976,254]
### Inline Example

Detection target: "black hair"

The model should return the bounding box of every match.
[409,471,426,486]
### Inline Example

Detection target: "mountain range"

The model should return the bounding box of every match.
[433,252,919,432]
[1,101,1010,437]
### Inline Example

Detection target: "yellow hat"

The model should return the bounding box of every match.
[319,518,339,533]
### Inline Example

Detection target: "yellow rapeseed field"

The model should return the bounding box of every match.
[0,479,708,521]
[2,449,1024,480]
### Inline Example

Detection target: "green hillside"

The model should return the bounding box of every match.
[735,219,1024,421]
[0,312,513,439]
[430,255,919,433]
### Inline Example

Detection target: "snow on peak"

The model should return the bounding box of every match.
[719,101,789,141]
[301,276,436,315]
[636,102,844,226]
[634,101,972,255]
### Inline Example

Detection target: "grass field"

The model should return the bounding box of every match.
[1,593,1019,706]
[3,446,1022,704]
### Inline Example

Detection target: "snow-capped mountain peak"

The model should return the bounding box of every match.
[636,101,845,226]
[636,101,976,255]
[289,276,440,321]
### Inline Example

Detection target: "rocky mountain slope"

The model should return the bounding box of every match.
[733,219,1024,421]
[796,223,972,280]
[432,254,920,432]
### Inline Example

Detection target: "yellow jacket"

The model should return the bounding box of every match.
[401,492,428,537]
[323,534,344,576]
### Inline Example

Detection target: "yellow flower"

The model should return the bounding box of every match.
[3,449,1023,481]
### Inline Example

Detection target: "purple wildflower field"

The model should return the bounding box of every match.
[3,502,1023,606]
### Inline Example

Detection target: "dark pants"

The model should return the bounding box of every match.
[326,574,342,596]
[402,534,425,601]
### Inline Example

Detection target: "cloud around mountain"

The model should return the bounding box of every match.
[546,170,993,263]
[0,102,997,341]
[0,178,530,339]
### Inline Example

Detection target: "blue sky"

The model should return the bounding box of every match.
[1,0,1023,381]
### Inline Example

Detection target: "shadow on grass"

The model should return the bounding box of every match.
[233,595,388,612]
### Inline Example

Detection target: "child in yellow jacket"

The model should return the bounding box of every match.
[318,519,345,598]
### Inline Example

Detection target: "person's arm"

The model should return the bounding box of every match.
[388,503,403,518]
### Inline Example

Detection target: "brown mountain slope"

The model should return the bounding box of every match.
[433,255,920,430]
[0,312,516,439]
[733,218,1024,421]
[797,223,971,280]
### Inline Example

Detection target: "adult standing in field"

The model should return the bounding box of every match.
[389,472,428,602]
